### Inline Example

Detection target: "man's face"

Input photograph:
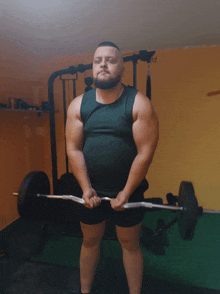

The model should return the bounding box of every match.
[92,46,124,89]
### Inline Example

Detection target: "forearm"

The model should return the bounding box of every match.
[122,153,153,199]
[67,150,91,193]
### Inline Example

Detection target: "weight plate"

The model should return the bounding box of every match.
[17,171,51,221]
[55,172,82,224]
[178,181,199,240]
[58,172,82,197]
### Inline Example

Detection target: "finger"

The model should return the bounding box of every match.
[91,196,99,207]
[111,199,120,210]
[91,188,98,198]
[114,205,125,211]
[84,202,93,209]
[95,196,102,206]
[110,199,116,209]
[84,198,94,209]
[111,199,125,211]
[90,195,102,208]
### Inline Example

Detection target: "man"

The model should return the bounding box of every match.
[66,42,159,294]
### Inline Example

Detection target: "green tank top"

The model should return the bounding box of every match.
[81,85,139,197]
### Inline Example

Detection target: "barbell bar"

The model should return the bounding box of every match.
[13,192,183,211]
[13,191,218,214]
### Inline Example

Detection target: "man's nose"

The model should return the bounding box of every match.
[100,58,107,67]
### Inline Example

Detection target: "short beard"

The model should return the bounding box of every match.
[93,75,121,90]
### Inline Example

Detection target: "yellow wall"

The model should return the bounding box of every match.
[1,39,220,229]
[147,46,220,210]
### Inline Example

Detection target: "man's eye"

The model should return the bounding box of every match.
[107,58,116,63]
[94,59,101,64]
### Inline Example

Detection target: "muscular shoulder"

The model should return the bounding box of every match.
[67,94,84,121]
[133,91,156,122]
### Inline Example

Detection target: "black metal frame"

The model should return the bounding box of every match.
[48,50,155,193]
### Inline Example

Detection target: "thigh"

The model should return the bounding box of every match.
[116,222,142,249]
[80,221,106,247]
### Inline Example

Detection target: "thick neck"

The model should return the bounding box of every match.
[95,83,124,104]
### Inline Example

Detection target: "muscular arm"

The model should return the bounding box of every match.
[111,92,159,209]
[65,95,101,208]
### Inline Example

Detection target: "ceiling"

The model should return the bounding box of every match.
[1,0,220,57]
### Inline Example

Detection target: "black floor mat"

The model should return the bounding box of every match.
[0,258,80,294]
[1,257,220,294]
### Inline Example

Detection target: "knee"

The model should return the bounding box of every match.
[82,236,102,249]
[80,221,106,249]
[118,238,141,252]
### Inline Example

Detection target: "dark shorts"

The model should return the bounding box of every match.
[77,192,145,227]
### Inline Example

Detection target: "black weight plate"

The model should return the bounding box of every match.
[58,172,82,197]
[54,172,82,224]
[178,181,199,240]
[17,171,51,221]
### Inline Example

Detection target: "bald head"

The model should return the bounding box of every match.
[97,41,121,51]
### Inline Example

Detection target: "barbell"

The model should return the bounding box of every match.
[13,171,208,241]
[14,192,183,210]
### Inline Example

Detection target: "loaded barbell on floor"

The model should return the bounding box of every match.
[14,171,205,241]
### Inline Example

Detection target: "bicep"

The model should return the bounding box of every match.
[65,97,84,152]
[132,95,159,156]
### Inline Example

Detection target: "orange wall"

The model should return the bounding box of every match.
[1,39,220,229]
[0,39,51,229]
[148,47,220,210]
